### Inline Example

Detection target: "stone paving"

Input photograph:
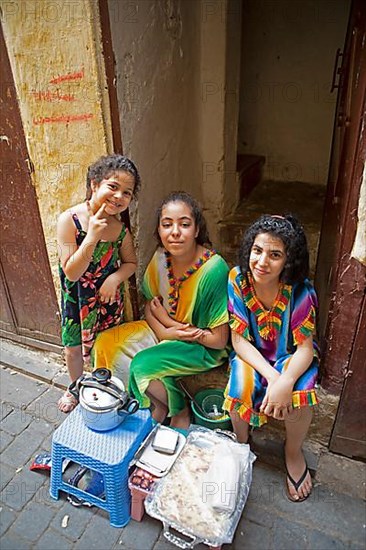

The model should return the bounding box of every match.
[1,365,365,550]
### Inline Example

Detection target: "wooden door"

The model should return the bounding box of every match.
[315,1,364,347]
[315,0,366,458]
[0,23,61,350]
[330,296,366,459]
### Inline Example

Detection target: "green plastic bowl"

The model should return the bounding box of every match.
[191,388,232,431]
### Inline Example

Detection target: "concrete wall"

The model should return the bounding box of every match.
[223,0,242,217]
[108,0,203,274]
[109,0,241,265]
[200,0,242,229]
[238,0,350,184]
[1,0,113,289]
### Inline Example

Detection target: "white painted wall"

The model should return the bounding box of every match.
[238,0,350,184]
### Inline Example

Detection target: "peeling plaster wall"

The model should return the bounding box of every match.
[1,0,113,289]
[238,0,350,184]
[108,0,203,274]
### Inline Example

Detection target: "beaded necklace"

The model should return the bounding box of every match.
[165,248,216,314]
[240,271,292,340]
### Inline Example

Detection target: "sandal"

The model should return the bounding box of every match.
[58,390,78,413]
[285,464,311,503]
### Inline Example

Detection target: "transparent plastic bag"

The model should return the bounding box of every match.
[145,427,256,548]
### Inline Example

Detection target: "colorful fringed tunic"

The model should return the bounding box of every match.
[223,267,319,427]
[59,213,127,362]
[93,247,229,415]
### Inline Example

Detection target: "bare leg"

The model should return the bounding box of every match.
[147,380,190,429]
[64,346,84,381]
[284,406,313,501]
[229,410,250,443]
[146,380,169,423]
[58,346,83,413]
[170,407,191,430]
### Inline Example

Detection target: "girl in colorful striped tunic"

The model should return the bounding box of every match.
[93,192,229,430]
[223,214,319,503]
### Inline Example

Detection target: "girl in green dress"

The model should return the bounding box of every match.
[93,191,229,429]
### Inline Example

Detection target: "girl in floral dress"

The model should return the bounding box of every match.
[57,154,139,412]
[223,214,319,502]
[93,191,229,430]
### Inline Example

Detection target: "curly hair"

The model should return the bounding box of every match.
[154,191,212,248]
[239,214,309,284]
[85,154,141,199]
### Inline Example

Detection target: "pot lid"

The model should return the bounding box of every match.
[79,376,127,411]
[80,385,120,409]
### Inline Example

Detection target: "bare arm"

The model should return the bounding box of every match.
[57,205,108,282]
[280,335,314,383]
[260,336,315,419]
[197,324,229,349]
[149,297,179,328]
[146,301,229,349]
[145,302,202,342]
[231,329,279,383]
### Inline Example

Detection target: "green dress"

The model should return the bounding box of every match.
[93,247,229,415]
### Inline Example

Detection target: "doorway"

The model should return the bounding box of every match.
[220,0,365,460]
[220,0,351,277]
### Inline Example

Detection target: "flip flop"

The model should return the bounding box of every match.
[285,464,311,503]
[58,390,78,413]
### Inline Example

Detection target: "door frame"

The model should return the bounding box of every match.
[314,0,366,458]
[0,22,61,353]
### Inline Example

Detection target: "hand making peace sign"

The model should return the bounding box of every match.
[86,201,109,241]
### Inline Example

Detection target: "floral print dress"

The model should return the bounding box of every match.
[59,213,127,362]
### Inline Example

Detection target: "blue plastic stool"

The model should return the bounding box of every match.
[50,407,152,527]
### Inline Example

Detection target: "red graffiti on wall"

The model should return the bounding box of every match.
[33,113,94,125]
[32,90,75,102]
[49,69,84,85]
[32,68,96,125]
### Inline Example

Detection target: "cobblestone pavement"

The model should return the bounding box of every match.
[1,365,365,550]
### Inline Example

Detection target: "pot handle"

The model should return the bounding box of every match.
[123,399,139,415]
[68,374,87,400]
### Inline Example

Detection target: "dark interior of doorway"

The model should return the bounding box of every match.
[219,1,351,281]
